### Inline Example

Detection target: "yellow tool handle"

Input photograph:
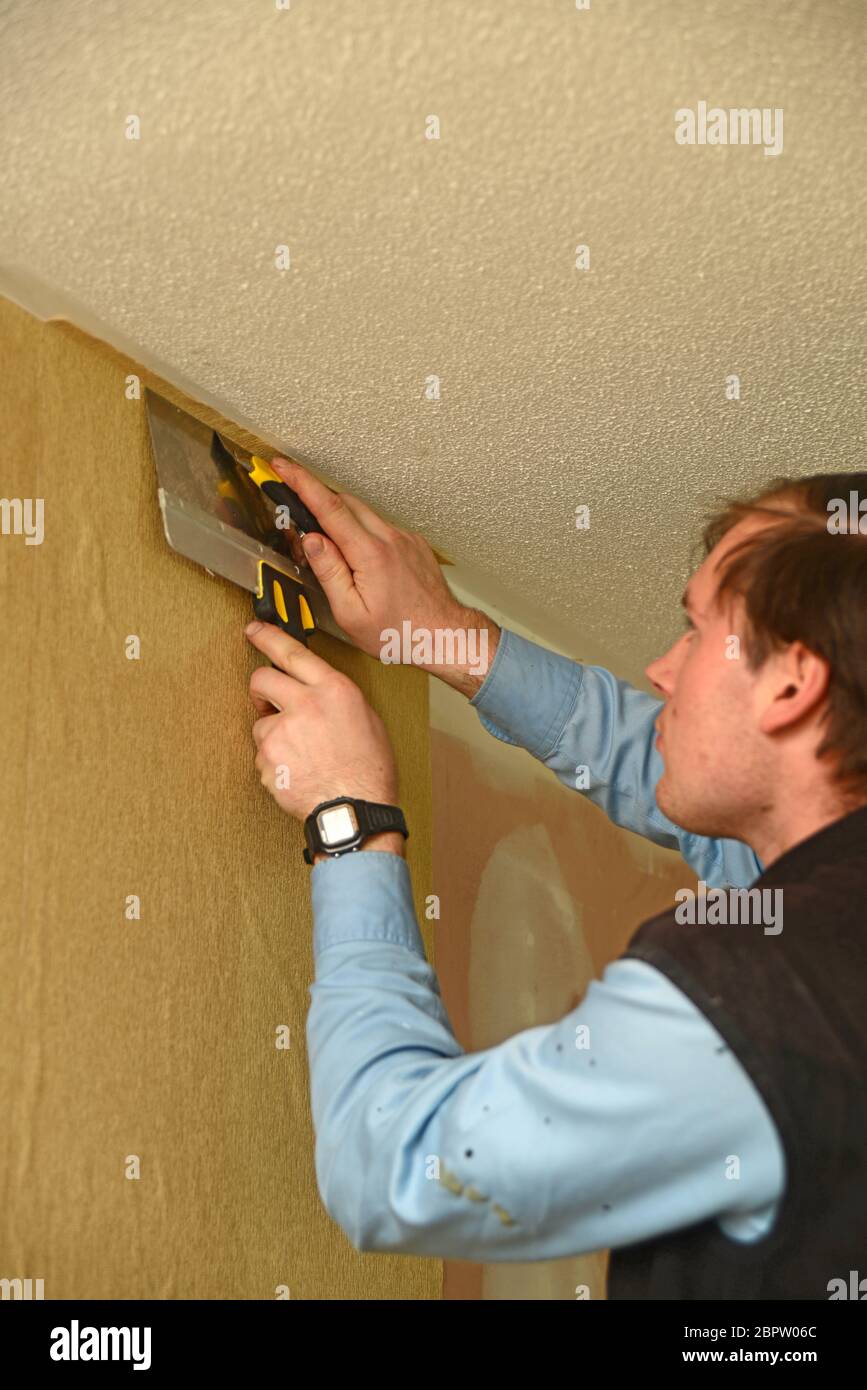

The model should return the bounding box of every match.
[254,561,316,644]
[247,456,285,489]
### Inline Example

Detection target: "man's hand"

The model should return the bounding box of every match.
[270,456,500,695]
[246,621,399,830]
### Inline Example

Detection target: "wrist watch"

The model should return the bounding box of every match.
[303,797,409,864]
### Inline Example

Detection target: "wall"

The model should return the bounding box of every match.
[0,295,438,1299]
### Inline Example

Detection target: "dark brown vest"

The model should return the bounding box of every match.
[608,804,867,1300]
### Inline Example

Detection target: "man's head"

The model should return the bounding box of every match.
[645,473,867,854]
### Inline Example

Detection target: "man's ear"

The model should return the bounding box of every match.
[756,641,831,735]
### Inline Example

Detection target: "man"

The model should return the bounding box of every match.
[245,465,867,1299]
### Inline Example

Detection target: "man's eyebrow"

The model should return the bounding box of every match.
[681,586,706,621]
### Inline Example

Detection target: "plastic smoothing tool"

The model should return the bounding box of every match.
[145,389,348,646]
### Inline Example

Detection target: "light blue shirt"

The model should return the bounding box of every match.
[306,628,785,1260]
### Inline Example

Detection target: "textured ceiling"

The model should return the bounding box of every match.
[1,0,865,682]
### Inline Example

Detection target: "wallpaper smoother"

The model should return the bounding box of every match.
[0,294,439,1300]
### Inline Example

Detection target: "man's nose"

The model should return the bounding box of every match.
[645,640,679,696]
[645,662,668,696]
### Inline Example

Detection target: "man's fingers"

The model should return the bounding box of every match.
[270,458,379,561]
[249,664,292,714]
[251,693,274,718]
[251,713,280,746]
[298,530,366,619]
[336,489,396,540]
[245,620,332,683]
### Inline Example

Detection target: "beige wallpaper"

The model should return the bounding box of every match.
[0,0,864,680]
[0,296,438,1300]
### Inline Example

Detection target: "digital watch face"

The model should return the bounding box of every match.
[318,804,359,847]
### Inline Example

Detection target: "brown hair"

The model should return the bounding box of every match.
[698,473,867,801]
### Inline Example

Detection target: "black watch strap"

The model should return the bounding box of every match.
[303,798,409,864]
[357,800,408,835]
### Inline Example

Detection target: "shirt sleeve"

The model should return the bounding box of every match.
[306,851,785,1262]
[470,626,763,889]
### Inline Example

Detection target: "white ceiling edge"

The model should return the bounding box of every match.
[0,263,331,475]
[2,264,617,673]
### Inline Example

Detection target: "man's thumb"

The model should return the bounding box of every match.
[302,533,325,559]
[300,532,355,607]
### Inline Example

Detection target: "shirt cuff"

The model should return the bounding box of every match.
[310,849,427,959]
[470,627,584,759]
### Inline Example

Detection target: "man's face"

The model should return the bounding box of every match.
[645,515,778,841]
